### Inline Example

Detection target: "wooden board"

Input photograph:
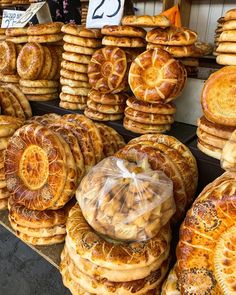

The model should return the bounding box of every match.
[0,210,62,269]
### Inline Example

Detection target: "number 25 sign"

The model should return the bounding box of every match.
[86,0,125,28]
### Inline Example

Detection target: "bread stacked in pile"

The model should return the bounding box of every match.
[101,24,146,57]
[0,116,24,210]
[16,22,63,102]
[61,160,173,295]
[0,40,22,84]
[60,133,197,294]
[86,45,130,121]
[146,25,201,76]
[80,0,89,26]
[197,66,236,159]
[5,27,28,44]
[59,24,102,111]
[162,155,236,294]
[216,9,236,65]
[214,16,224,54]
[4,113,125,245]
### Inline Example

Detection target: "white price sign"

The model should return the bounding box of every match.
[14,2,52,27]
[1,10,25,28]
[86,0,125,28]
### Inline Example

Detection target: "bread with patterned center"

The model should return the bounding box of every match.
[88,46,127,93]
[129,49,184,103]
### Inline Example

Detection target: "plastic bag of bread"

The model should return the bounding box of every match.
[76,156,175,242]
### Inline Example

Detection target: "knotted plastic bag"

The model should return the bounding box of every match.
[76,156,175,241]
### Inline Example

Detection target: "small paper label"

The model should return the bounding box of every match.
[14,2,48,27]
[1,10,25,28]
[86,0,125,28]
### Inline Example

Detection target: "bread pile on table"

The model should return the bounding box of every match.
[4,113,125,245]
[214,16,224,54]
[197,66,236,159]
[59,24,102,110]
[86,45,130,121]
[15,22,63,102]
[61,161,173,294]
[216,9,236,65]
[0,40,22,84]
[146,25,203,77]
[5,27,28,44]
[126,47,186,134]
[0,115,24,211]
[0,84,32,119]
[163,166,236,294]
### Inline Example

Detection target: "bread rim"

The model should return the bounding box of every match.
[59,101,87,111]
[65,237,170,282]
[197,139,222,160]
[197,116,234,140]
[66,204,171,270]
[64,247,170,295]
[197,127,227,149]
[85,107,124,121]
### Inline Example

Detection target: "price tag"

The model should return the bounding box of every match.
[14,2,52,28]
[86,0,125,28]
[1,10,25,28]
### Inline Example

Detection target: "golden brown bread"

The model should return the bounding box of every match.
[88,46,127,93]
[0,74,19,83]
[0,41,16,74]
[197,116,235,140]
[216,53,236,65]
[125,107,174,124]
[88,89,128,105]
[6,36,28,44]
[102,36,146,48]
[17,42,44,80]
[197,138,222,160]
[129,49,183,103]
[65,237,170,282]
[27,22,63,35]
[201,66,236,126]
[176,171,236,294]
[161,265,180,295]
[123,117,171,134]
[221,129,236,172]
[87,99,125,114]
[62,52,91,64]
[146,27,198,46]
[62,246,170,295]
[224,8,236,21]
[126,97,176,115]
[216,42,236,53]
[60,92,87,104]
[128,134,198,210]
[26,93,58,101]
[61,60,88,73]
[95,123,125,158]
[61,24,102,38]
[63,35,101,48]
[5,27,27,37]
[85,107,124,121]
[102,25,146,38]
[146,44,197,58]
[63,113,103,164]
[5,124,70,210]
[37,46,53,80]
[63,43,96,55]
[122,15,170,28]
[219,30,236,42]
[197,128,227,149]
[223,20,236,30]
[28,34,63,43]
[66,203,171,269]
[60,69,89,82]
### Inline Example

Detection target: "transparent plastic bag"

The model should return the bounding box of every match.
[76,156,175,242]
